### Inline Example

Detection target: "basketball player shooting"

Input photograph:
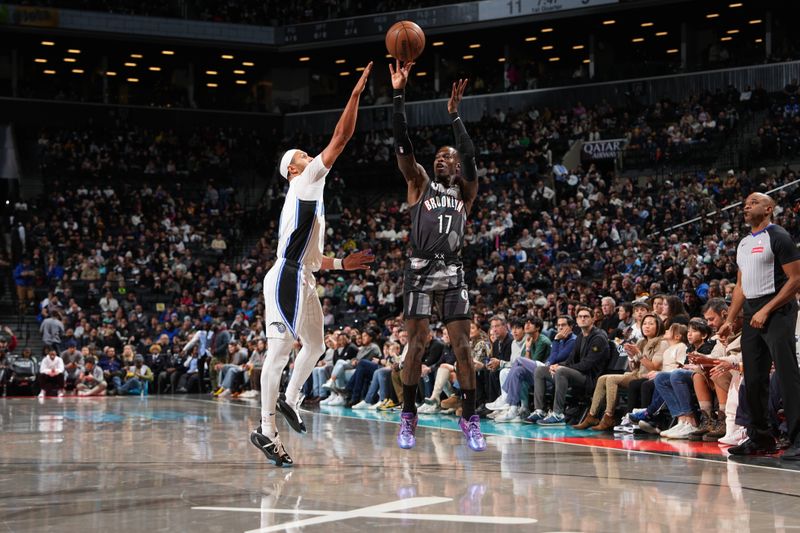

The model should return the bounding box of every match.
[251,62,375,467]
[390,59,486,452]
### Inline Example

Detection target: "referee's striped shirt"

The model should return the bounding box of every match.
[736,224,800,301]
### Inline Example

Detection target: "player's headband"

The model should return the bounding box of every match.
[279,149,300,179]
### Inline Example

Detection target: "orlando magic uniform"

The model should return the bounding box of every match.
[263,157,329,341]
[404,180,470,322]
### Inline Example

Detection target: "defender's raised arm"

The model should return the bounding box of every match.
[319,62,373,170]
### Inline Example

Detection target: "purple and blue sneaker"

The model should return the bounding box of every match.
[459,415,487,451]
[397,412,418,449]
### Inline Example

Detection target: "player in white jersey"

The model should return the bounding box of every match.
[251,63,375,467]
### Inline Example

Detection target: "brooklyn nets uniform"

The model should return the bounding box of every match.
[263,156,329,340]
[404,180,471,322]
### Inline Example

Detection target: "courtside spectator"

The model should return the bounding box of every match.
[38,347,65,398]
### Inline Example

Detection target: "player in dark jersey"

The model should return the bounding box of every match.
[389,59,486,452]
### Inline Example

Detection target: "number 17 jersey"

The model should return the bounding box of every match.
[409,180,466,259]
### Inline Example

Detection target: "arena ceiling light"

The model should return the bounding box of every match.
[233,69,245,74]
[339,71,350,76]
[299,56,310,62]
[416,71,427,76]
[161,50,174,55]
[525,36,537,42]
[63,57,77,63]
[355,66,365,71]
[497,57,506,62]
[548,57,560,62]
[71,68,84,74]
[206,70,217,75]
[728,2,743,7]
[105,71,117,76]
[667,48,679,53]
[131,54,143,58]
[542,45,554,50]
[41,41,55,46]
[749,19,762,24]
[34,58,47,63]
[755,38,763,43]
[706,13,720,18]
[469,44,481,48]
[221,54,234,59]
[462,55,474,59]
[149,66,161,71]
[207,82,218,87]
[235,80,247,84]
[541,28,553,32]
[572,45,585,50]
[124,62,137,67]
[242,61,255,66]
[656,31,668,36]
[127,78,139,82]
[335,59,346,64]
[720,36,733,41]
[632,37,645,43]
[432,41,444,46]
[602,20,615,25]
[67,49,81,54]
[43,69,56,74]
[727,29,740,34]
[640,22,653,27]
[583,58,591,63]
[384,53,392,58]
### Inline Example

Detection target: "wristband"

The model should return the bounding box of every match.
[333,258,344,270]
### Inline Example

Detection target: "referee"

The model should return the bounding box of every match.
[719,193,800,459]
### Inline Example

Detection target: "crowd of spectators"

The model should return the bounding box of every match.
[35,120,272,182]
[751,79,800,162]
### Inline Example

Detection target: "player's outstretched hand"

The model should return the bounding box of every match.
[343,250,375,271]
[352,62,373,96]
[447,78,468,114]
[389,59,414,90]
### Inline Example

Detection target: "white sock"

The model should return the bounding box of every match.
[260,336,294,437]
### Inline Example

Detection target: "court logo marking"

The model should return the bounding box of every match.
[193,496,537,532]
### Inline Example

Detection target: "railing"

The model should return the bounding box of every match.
[286,61,800,134]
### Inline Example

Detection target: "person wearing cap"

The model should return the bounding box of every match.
[117,354,153,395]
[253,62,376,468]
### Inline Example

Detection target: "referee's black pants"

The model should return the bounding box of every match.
[742,299,800,445]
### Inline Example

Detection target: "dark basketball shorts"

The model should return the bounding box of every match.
[403,259,471,323]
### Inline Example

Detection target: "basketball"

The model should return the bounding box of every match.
[385,20,425,62]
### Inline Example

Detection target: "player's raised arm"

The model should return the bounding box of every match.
[447,79,478,214]
[390,60,428,202]
[319,62,373,170]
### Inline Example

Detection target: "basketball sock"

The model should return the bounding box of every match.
[260,337,293,437]
[402,384,418,414]
[261,412,277,438]
[699,401,712,417]
[461,389,476,420]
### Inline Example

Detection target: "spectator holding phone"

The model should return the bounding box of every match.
[653,318,716,439]
[576,313,667,431]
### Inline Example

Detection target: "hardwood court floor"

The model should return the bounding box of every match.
[2,396,800,532]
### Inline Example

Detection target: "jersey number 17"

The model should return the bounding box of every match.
[438,214,453,234]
